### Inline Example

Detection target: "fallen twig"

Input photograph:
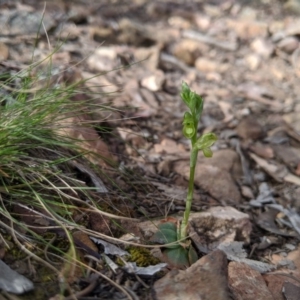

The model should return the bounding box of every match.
[182,29,238,51]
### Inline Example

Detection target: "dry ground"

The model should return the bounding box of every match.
[1,0,300,299]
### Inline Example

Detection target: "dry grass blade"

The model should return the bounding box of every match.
[0,49,143,298]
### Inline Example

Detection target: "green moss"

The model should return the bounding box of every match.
[126,246,160,267]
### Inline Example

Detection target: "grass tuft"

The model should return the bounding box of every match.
[0,51,132,297]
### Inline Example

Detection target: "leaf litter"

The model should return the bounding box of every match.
[2,0,300,299]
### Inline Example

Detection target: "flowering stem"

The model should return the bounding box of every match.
[180,137,198,240]
[178,82,217,242]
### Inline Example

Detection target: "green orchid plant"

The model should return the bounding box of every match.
[153,82,217,268]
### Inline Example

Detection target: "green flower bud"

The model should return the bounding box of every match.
[202,148,213,158]
[183,125,195,139]
[180,82,203,121]
[182,112,196,139]
[180,82,191,108]
[194,133,217,157]
[195,133,217,149]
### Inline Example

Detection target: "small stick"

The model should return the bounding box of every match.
[183,30,238,51]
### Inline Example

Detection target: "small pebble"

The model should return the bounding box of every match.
[284,243,296,251]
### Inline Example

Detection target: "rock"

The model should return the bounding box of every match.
[271,145,300,167]
[263,244,300,300]
[239,6,257,20]
[138,207,252,252]
[241,186,255,199]
[285,0,300,14]
[190,207,252,253]
[67,4,89,23]
[173,149,242,204]
[194,14,211,31]
[140,70,165,92]
[168,16,191,29]
[236,117,264,140]
[140,88,159,108]
[55,22,81,40]
[194,164,241,203]
[0,10,56,35]
[117,18,143,45]
[195,57,228,73]
[172,39,209,66]
[201,149,239,172]
[134,46,161,71]
[219,242,275,273]
[269,21,285,36]
[264,271,300,300]
[203,4,223,17]
[287,244,300,270]
[245,54,261,70]
[153,138,187,155]
[228,262,274,300]
[277,37,299,54]
[250,38,274,58]
[249,142,274,159]
[283,112,300,133]
[283,20,300,37]
[153,250,230,300]
[87,47,117,72]
[282,282,300,300]
[122,79,157,117]
[226,20,268,39]
[138,219,158,240]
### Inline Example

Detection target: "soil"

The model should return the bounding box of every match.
[1,0,300,299]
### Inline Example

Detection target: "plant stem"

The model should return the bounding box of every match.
[180,139,198,240]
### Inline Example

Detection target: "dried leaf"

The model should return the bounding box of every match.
[89,237,129,256]
[0,260,34,294]
[249,182,275,207]
[123,262,167,275]
[255,208,296,237]
[268,204,300,237]
[218,242,275,273]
